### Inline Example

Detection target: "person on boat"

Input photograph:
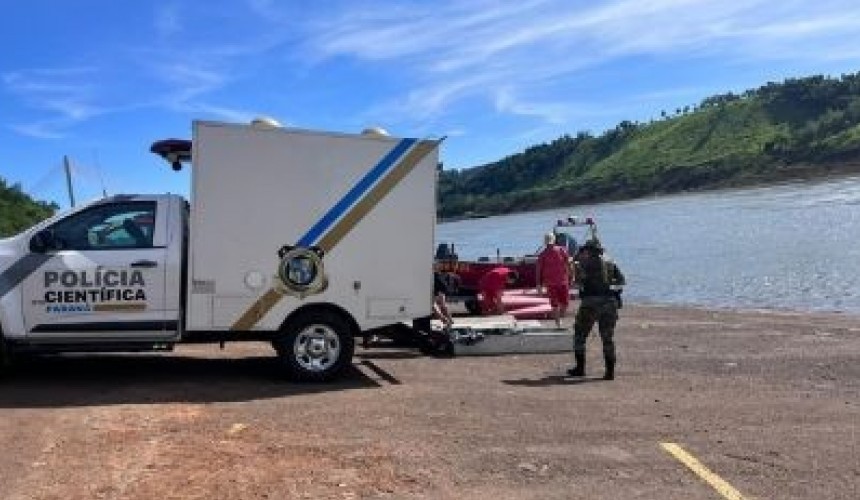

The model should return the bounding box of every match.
[568,239,626,380]
[478,267,515,315]
[537,232,572,328]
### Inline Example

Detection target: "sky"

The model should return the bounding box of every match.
[2,0,860,209]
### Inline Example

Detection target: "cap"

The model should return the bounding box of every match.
[582,239,604,253]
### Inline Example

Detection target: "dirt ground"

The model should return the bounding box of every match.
[1,304,858,500]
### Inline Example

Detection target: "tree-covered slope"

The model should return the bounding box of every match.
[439,72,860,218]
[0,178,57,237]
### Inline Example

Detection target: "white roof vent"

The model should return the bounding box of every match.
[251,116,282,129]
[361,126,390,137]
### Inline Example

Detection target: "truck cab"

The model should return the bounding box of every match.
[0,195,184,342]
[1,120,441,381]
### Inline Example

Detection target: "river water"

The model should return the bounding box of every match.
[436,176,860,313]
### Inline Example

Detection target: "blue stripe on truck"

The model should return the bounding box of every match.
[296,138,416,248]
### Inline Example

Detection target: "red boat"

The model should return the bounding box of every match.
[435,216,599,318]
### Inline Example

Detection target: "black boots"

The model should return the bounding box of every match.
[567,352,586,377]
[603,355,615,381]
[567,353,616,380]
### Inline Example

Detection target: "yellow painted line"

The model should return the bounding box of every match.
[660,442,748,500]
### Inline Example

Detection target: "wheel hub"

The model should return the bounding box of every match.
[293,324,341,372]
[308,337,327,356]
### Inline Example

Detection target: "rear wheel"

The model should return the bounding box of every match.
[274,310,355,382]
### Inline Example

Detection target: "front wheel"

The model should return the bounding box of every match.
[273,310,355,382]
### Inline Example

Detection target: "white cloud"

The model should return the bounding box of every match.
[10,122,67,140]
[493,88,574,125]
[175,102,258,123]
[159,63,226,104]
[299,0,860,127]
[370,73,492,121]
[3,42,265,138]
[7,0,860,141]
[4,1,290,139]
[3,67,107,138]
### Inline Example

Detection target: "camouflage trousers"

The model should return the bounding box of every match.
[573,296,619,361]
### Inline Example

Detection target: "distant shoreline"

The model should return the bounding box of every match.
[438,160,860,222]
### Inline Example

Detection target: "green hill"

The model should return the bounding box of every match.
[0,178,57,237]
[439,72,860,218]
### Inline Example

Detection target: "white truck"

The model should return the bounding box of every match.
[0,120,441,380]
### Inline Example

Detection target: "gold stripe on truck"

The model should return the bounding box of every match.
[317,140,437,252]
[93,303,147,312]
[230,288,285,331]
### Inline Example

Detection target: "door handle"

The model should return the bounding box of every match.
[130,260,158,268]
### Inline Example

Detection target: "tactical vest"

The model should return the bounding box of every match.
[577,257,616,298]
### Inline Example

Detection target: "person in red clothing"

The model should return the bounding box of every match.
[537,232,572,328]
[478,266,514,315]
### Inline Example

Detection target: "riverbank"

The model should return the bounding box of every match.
[1,304,857,499]
[439,161,860,222]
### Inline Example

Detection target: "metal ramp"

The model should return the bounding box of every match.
[433,315,573,356]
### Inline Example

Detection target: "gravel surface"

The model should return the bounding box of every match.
[1,305,858,499]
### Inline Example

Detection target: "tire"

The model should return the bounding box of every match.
[273,310,355,382]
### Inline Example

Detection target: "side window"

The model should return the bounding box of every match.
[45,202,157,251]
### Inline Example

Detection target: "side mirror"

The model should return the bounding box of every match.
[29,230,55,253]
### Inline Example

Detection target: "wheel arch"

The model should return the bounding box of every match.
[278,302,361,337]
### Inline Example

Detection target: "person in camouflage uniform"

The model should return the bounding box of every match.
[568,239,626,380]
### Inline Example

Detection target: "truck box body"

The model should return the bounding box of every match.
[187,122,437,332]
